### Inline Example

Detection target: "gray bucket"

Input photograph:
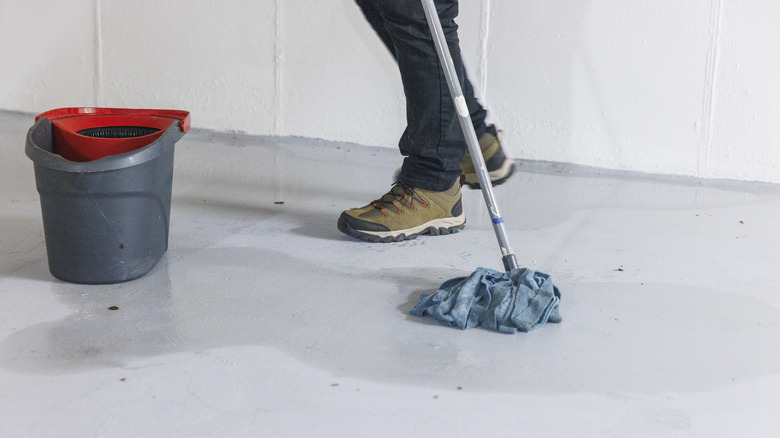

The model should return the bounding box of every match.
[25,108,190,284]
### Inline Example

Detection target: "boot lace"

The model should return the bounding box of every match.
[371,183,428,214]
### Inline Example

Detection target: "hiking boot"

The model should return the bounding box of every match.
[391,132,514,189]
[459,132,514,188]
[338,181,465,242]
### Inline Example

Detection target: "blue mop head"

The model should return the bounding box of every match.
[410,267,562,333]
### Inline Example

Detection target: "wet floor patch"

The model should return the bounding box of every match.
[3,243,780,397]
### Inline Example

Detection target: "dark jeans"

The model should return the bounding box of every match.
[356,0,496,191]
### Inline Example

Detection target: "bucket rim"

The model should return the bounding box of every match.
[25,116,184,173]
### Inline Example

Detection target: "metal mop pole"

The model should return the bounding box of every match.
[420,0,519,272]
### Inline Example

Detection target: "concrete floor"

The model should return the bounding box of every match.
[2,110,780,437]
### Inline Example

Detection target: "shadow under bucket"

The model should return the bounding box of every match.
[25,107,190,284]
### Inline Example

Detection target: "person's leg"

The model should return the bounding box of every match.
[355,0,495,147]
[462,75,495,139]
[355,0,510,190]
[339,0,467,242]
[354,0,397,58]
[354,0,465,191]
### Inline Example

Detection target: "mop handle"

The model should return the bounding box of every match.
[420,0,519,272]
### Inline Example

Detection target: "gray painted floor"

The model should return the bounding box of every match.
[2,110,780,437]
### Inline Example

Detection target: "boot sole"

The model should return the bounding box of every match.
[338,213,466,243]
[463,159,515,189]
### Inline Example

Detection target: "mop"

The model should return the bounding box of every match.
[409,0,561,333]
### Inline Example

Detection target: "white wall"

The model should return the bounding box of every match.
[2,0,779,183]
